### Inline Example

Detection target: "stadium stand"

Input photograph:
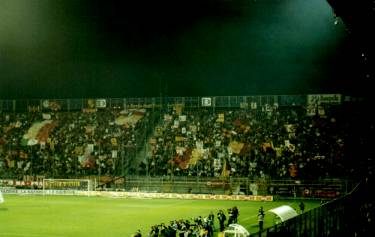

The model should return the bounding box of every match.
[0,94,373,236]
[0,95,370,183]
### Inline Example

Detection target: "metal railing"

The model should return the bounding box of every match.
[250,181,369,237]
[0,94,323,112]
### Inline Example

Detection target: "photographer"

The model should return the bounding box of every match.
[232,206,239,223]
[227,208,234,226]
[217,210,227,232]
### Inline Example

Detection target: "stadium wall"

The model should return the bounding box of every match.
[0,177,353,200]
[0,187,273,201]
[0,94,348,112]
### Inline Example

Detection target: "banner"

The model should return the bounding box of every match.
[179,115,187,122]
[42,113,51,120]
[306,105,316,116]
[307,94,342,105]
[240,102,248,109]
[96,99,106,108]
[190,148,203,165]
[42,100,61,111]
[216,113,225,123]
[201,97,212,107]
[250,102,257,110]
[174,104,184,115]
[163,114,173,122]
[87,99,96,108]
[175,136,186,142]
[115,110,144,126]
[173,119,179,128]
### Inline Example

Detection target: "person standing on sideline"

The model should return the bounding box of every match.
[133,229,142,237]
[0,190,4,204]
[232,206,239,223]
[299,202,305,214]
[217,210,227,232]
[258,206,265,231]
[208,211,215,232]
[258,206,265,216]
[227,208,234,226]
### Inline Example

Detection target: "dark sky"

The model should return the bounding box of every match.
[0,0,361,99]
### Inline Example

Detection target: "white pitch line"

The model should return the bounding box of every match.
[0,233,66,237]
[241,213,260,222]
[240,205,278,222]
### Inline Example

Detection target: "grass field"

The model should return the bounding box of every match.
[0,194,320,237]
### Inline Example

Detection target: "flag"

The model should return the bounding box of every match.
[175,136,186,142]
[115,112,144,126]
[190,148,204,165]
[22,120,57,146]
[79,145,96,168]
[6,158,15,168]
[289,164,298,178]
[221,158,231,177]
[174,104,183,115]
[262,142,273,152]
[169,148,192,170]
[229,141,244,154]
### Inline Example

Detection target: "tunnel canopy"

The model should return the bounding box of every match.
[223,224,250,237]
[268,205,298,222]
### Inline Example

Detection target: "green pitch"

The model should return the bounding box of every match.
[0,195,320,237]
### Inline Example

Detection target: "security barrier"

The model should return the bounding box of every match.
[250,181,370,237]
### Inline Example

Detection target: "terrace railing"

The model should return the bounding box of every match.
[250,180,370,237]
[0,94,348,112]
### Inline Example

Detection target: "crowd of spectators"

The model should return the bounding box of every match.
[135,207,238,237]
[0,108,151,179]
[0,100,371,183]
[1,100,373,235]
[145,103,364,181]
